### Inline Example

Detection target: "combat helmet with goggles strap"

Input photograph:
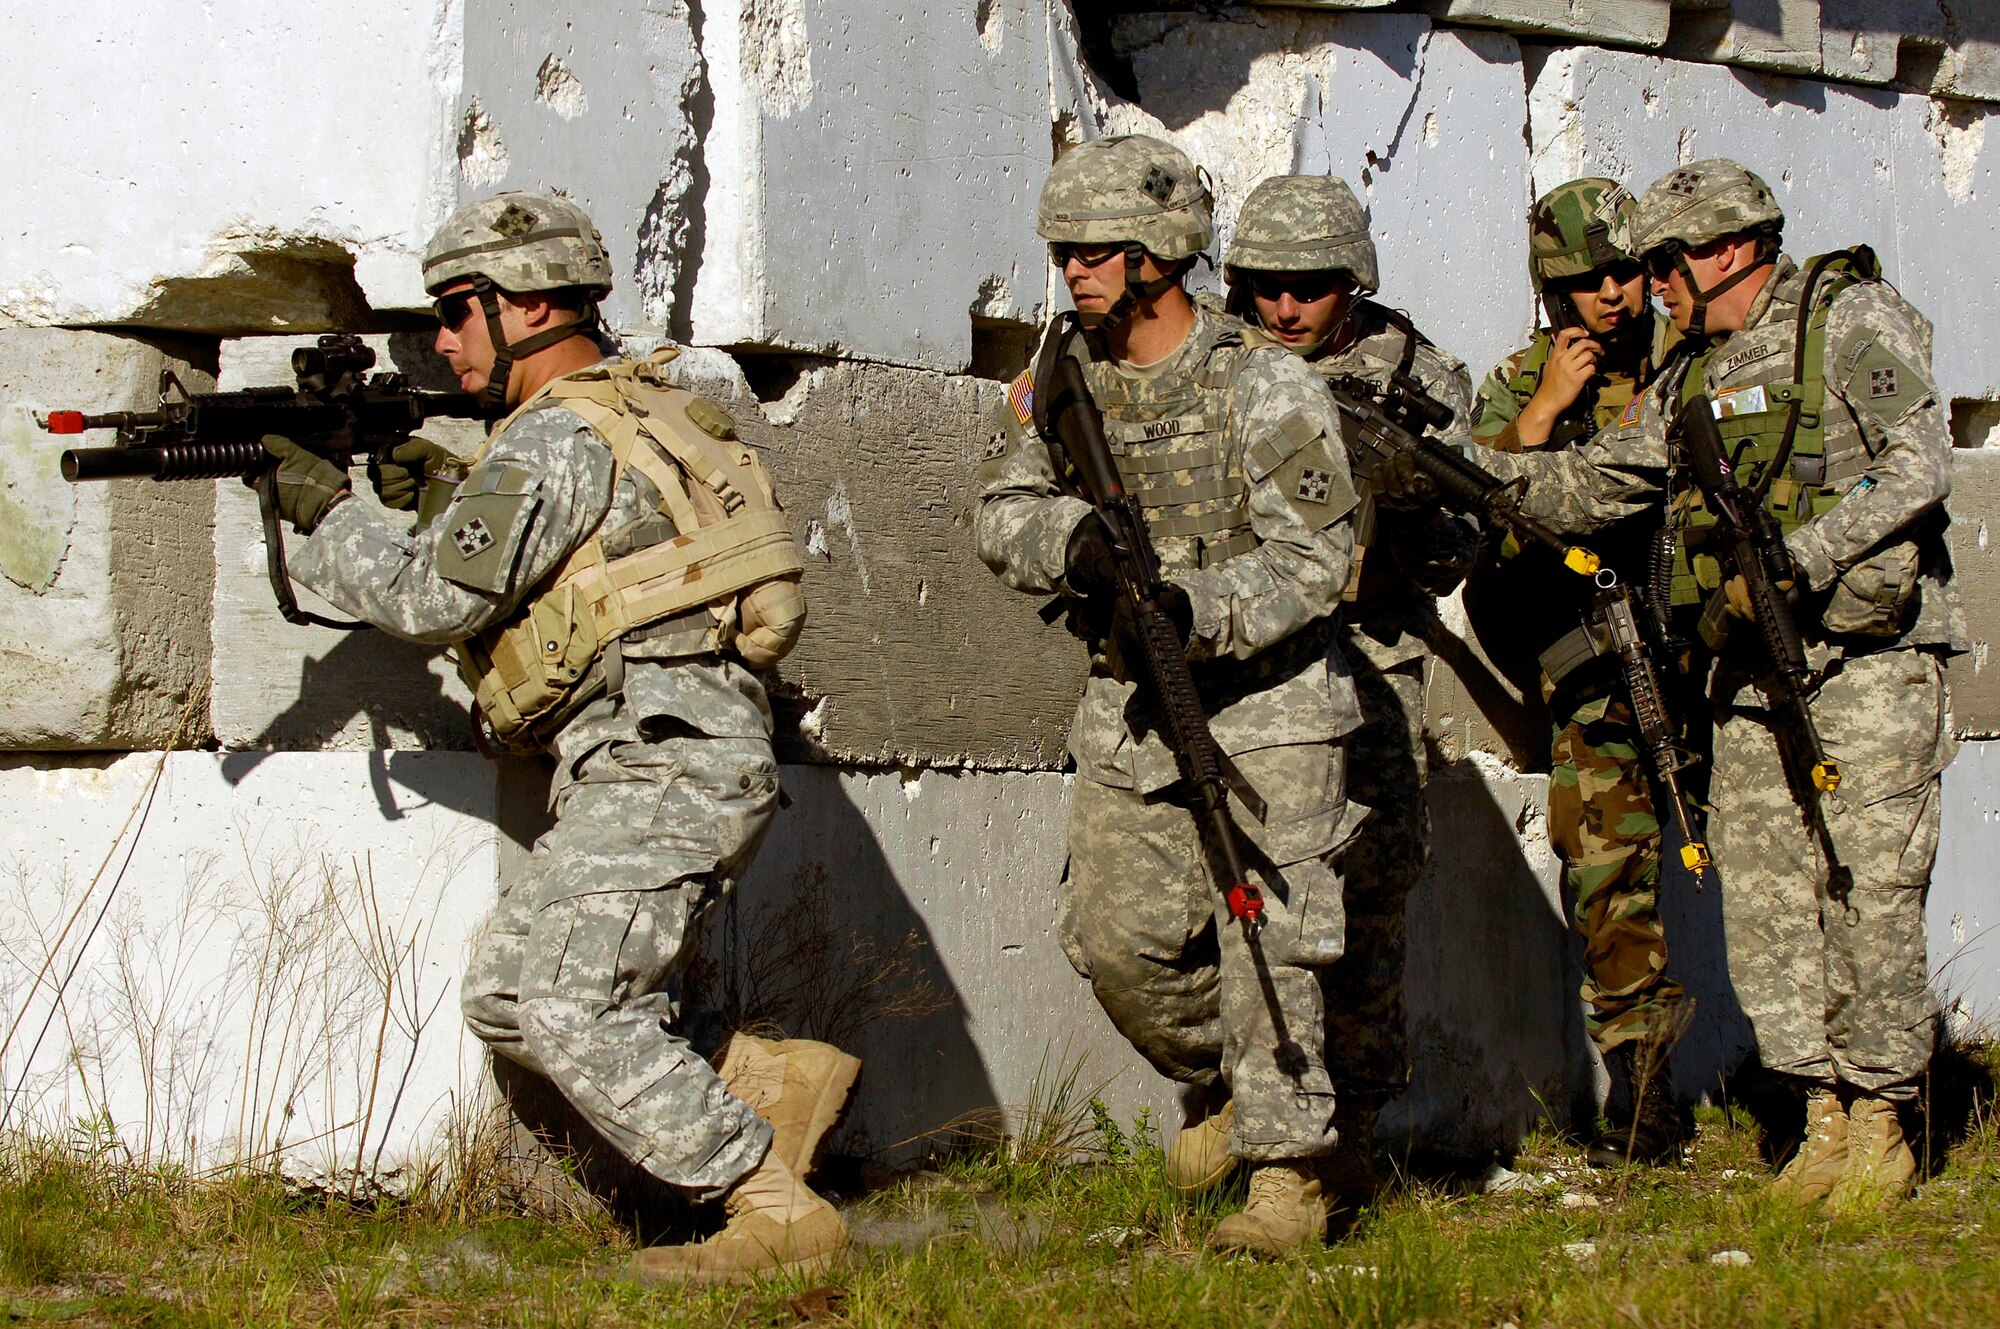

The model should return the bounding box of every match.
[1038,135,1213,338]
[423,193,614,413]
[1631,159,1783,339]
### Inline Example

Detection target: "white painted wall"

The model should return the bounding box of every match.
[2,0,462,328]
[0,753,494,1181]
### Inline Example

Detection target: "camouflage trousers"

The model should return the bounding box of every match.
[461,724,782,1199]
[1062,742,1347,1161]
[1710,647,1949,1101]
[1549,692,1683,1052]
[1319,654,1427,1109]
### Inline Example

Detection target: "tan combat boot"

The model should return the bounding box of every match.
[1828,1093,1917,1214]
[1164,1100,1237,1196]
[627,1150,846,1285]
[716,1033,862,1177]
[1205,1160,1328,1257]
[1768,1087,1848,1204]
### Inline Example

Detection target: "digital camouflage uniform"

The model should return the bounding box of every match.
[1483,162,1965,1105]
[979,139,1364,1165]
[1223,174,1478,1120]
[292,198,781,1202]
[1467,178,1685,1054]
[977,298,1363,1159]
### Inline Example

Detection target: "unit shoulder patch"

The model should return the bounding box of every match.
[1843,338,1930,421]
[436,463,539,594]
[1271,439,1356,532]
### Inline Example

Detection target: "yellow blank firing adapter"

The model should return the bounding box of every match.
[1563,547,1601,576]
[1811,760,1841,793]
[1681,841,1712,875]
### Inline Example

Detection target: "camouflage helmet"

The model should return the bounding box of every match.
[1037,135,1213,261]
[1225,175,1378,293]
[1528,178,1637,290]
[422,192,614,297]
[1630,159,1783,257]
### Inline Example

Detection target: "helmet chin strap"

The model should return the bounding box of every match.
[1670,235,1775,339]
[1081,244,1184,351]
[470,277,604,415]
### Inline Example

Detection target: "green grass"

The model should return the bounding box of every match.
[3,1088,1999,1328]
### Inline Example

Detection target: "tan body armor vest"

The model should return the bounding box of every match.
[456,349,805,752]
[1083,319,1275,574]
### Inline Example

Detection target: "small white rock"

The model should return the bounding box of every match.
[1709,1249,1752,1267]
[1562,1241,1598,1261]
[1720,1168,1742,1179]
[1559,1191,1601,1209]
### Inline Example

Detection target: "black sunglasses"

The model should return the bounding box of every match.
[433,290,482,331]
[1048,242,1125,270]
[1243,271,1354,304]
[1642,244,1686,282]
[1549,259,1646,293]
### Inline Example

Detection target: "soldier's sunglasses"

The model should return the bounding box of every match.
[1048,242,1125,269]
[433,291,481,332]
[1546,259,1646,292]
[1641,243,1686,282]
[1242,271,1354,304]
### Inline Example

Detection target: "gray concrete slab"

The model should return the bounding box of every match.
[1946,447,2000,739]
[0,329,215,749]
[455,0,704,338]
[690,0,1048,369]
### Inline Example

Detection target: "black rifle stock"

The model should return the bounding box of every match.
[1679,394,1853,903]
[42,335,480,629]
[1032,322,1269,936]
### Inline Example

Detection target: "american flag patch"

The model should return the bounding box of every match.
[1620,396,1642,426]
[1008,370,1035,426]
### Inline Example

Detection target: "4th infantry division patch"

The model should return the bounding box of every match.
[452,517,496,559]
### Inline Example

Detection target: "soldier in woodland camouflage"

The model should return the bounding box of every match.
[1215,173,1480,1203]
[263,192,856,1283]
[1480,160,1965,1208]
[976,136,1365,1256]
[1467,178,1692,1166]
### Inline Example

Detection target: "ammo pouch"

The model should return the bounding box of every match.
[455,348,806,754]
[1820,539,1920,638]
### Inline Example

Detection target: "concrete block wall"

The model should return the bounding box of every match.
[3,2,1999,1183]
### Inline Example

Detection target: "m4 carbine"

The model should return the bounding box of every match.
[1323,377,1600,581]
[1032,317,1269,935]
[1679,393,1852,905]
[42,335,479,629]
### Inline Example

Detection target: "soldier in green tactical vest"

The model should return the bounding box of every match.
[1480,160,1967,1210]
[1467,178,1692,1168]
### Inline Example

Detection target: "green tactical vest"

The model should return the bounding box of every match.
[1667,249,1880,609]
[1083,319,1274,573]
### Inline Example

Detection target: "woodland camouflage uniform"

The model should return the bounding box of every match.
[1467,178,1687,1058]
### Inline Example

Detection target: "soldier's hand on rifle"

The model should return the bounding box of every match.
[259,435,351,534]
[1376,450,1440,507]
[1064,515,1121,600]
[368,436,459,512]
[1721,568,1796,620]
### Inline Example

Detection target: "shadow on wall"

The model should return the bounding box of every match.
[1389,758,1590,1159]
[703,767,1000,1163]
